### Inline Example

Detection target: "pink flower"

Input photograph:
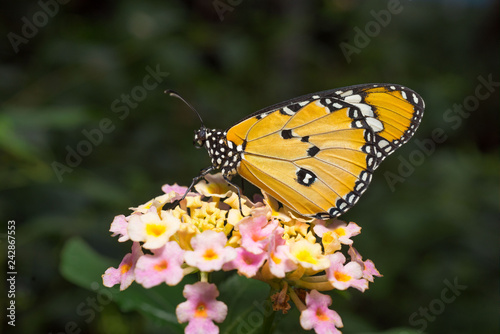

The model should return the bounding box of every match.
[102,242,143,290]
[176,282,227,334]
[222,247,266,278]
[313,220,361,245]
[162,183,188,196]
[184,318,220,334]
[267,227,296,277]
[110,215,129,242]
[300,290,343,334]
[162,183,189,202]
[238,215,278,254]
[135,241,185,288]
[326,252,368,292]
[348,246,382,282]
[184,230,237,272]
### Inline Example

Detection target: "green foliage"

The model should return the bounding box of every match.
[60,237,188,333]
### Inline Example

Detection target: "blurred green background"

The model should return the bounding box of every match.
[1,0,498,333]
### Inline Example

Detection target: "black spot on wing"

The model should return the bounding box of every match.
[279,103,304,116]
[307,145,320,157]
[296,168,316,186]
[281,129,294,139]
[319,98,353,113]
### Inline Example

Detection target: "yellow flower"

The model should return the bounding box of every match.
[289,239,330,272]
[128,210,181,249]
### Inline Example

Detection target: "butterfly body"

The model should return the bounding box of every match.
[194,128,241,177]
[193,83,425,220]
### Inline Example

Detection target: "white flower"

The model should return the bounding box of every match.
[128,210,181,249]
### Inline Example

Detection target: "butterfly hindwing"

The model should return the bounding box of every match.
[221,83,424,219]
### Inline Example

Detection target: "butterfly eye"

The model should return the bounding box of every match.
[193,128,206,148]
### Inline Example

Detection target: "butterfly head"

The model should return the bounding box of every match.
[193,127,207,149]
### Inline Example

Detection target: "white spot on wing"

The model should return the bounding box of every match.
[344,94,362,103]
[282,107,294,115]
[378,139,390,148]
[303,173,312,183]
[357,103,374,116]
[353,120,364,128]
[366,117,384,132]
[340,90,353,97]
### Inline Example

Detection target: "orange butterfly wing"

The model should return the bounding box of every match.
[226,84,424,218]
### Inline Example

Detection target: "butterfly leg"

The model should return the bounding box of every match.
[178,166,215,201]
[223,175,245,216]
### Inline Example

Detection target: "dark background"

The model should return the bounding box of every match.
[1,0,498,333]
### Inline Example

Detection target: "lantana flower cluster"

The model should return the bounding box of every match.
[102,174,381,334]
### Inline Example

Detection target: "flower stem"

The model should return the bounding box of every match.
[260,291,276,334]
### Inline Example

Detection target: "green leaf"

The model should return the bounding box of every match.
[60,236,111,287]
[59,237,195,333]
[218,275,272,334]
[358,329,424,334]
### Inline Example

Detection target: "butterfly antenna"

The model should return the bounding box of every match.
[165,90,205,127]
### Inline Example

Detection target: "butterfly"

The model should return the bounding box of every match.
[168,83,425,220]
